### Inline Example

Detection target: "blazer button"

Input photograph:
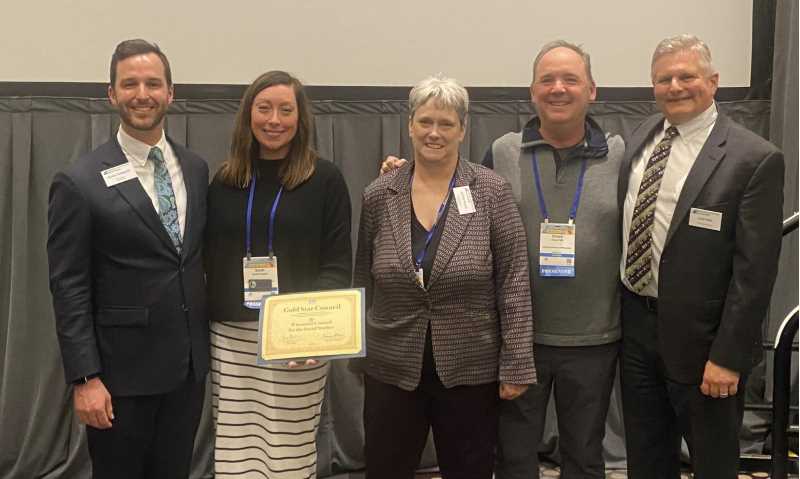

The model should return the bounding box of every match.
[182,304,190,312]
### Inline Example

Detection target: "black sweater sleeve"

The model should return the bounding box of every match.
[312,161,353,291]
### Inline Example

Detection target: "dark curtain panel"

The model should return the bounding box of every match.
[751,0,800,458]
[768,0,799,340]
[750,0,777,99]
[0,97,785,478]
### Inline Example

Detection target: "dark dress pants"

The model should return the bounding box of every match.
[85,374,206,479]
[496,342,619,479]
[621,289,746,479]
[364,373,499,479]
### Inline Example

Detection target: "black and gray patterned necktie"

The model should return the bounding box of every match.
[624,126,679,293]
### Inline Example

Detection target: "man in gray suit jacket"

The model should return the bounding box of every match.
[47,39,209,479]
[618,35,784,479]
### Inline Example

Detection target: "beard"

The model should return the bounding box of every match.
[118,101,168,133]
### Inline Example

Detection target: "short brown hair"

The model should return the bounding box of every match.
[218,71,317,190]
[532,40,594,84]
[110,39,172,86]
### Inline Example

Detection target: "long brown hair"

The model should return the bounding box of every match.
[218,71,317,190]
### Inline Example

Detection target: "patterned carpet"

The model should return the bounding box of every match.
[532,465,790,478]
[408,464,798,478]
[412,473,792,478]
[330,461,799,478]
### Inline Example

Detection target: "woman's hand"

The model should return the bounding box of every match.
[287,359,319,368]
[499,382,528,400]
[380,156,407,175]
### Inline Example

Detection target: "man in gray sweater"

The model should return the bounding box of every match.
[484,41,624,479]
[381,41,623,478]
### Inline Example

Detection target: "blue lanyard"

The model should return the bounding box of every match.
[413,172,457,270]
[245,175,284,257]
[531,149,588,223]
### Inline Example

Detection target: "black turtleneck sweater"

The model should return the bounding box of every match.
[205,158,352,322]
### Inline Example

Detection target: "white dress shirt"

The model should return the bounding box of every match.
[117,127,187,236]
[621,103,718,297]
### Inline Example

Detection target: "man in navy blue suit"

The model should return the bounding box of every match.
[47,39,209,479]
[619,34,784,479]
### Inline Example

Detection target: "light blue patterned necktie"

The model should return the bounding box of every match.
[149,146,183,253]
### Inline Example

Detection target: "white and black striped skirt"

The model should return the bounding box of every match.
[211,321,329,479]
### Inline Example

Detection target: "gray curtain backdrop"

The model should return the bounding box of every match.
[763,0,799,452]
[769,0,799,350]
[0,95,791,478]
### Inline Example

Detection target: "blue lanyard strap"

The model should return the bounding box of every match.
[531,149,588,222]
[413,172,457,270]
[245,175,284,257]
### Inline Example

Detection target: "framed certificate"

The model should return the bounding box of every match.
[257,288,366,364]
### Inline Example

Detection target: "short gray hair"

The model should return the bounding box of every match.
[651,34,716,76]
[408,74,469,125]
[532,40,594,84]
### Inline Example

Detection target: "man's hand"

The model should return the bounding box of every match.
[499,382,528,400]
[700,360,740,398]
[73,377,114,429]
[380,156,407,175]
[287,359,319,368]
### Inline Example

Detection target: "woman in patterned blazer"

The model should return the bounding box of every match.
[353,74,537,479]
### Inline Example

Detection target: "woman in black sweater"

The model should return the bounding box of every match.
[205,71,352,478]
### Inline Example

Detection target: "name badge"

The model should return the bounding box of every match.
[415,268,425,289]
[453,186,476,215]
[689,208,722,231]
[100,163,137,187]
[539,222,576,277]
[243,256,280,309]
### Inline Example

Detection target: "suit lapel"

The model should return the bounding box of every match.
[385,164,419,285]
[104,138,180,256]
[664,115,728,247]
[427,160,475,288]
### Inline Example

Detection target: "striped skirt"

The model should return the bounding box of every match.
[210,321,329,479]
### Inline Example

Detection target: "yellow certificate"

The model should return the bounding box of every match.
[257,288,365,364]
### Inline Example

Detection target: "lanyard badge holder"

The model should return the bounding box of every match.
[413,173,458,289]
[243,176,284,309]
[532,151,587,278]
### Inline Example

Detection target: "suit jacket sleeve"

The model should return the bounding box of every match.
[47,172,101,383]
[709,150,784,372]
[490,180,536,385]
[353,190,376,309]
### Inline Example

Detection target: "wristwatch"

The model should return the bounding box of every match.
[72,373,99,386]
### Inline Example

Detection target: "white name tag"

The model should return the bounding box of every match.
[452,186,476,215]
[689,208,722,231]
[100,163,137,187]
[539,222,576,277]
[243,256,280,309]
